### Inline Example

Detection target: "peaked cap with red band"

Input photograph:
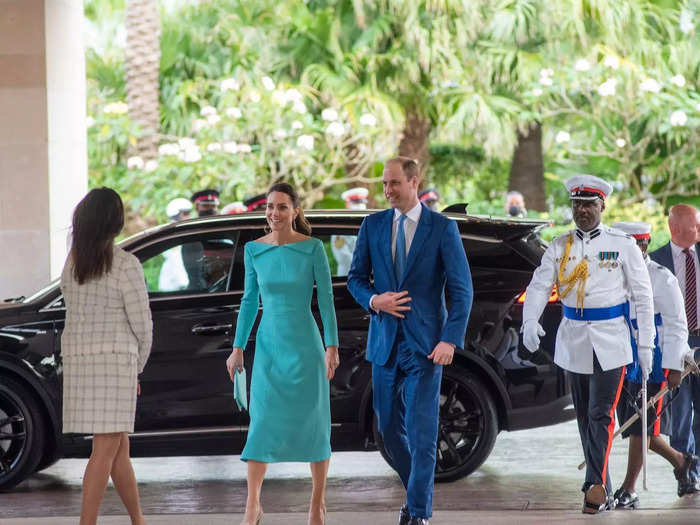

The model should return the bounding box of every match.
[611,221,651,240]
[564,174,613,201]
[191,189,220,204]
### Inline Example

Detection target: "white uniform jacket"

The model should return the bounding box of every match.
[628,258,690,371]
[523,224,654,374]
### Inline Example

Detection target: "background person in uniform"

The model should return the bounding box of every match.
[243,193,268,212]
[191,189,220,216]
[521,175,654,514]
[347,157,473,525]
[226,183,339,525]
[610,221,697,508]
[331,187,368,276]
[649,203,700,494]
[165,197,192,222]
[505,191,527,218]
[60,188,152,525]
[418,188,440,212]
[222,201,248,214]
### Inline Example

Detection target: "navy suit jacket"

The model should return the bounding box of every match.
[347,204,473,366]
[649,241,700,275]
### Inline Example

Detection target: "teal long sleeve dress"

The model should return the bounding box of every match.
[233,238,338,462]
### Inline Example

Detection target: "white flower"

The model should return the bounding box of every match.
[158,143,180,156]
[532,87,543,96]
[555,131,570,144]
[193,118,208,132]
[178,137,196,149]
[223,141,238,153]
[293,101,307,114]
[284,88,303,103]
[127,156,144,170]
[539,76,553,86]
[272,90,286,105]
[360,113,377,126]
[597,78,617,97]
[200,105,217,117]
[220,78,240,92]
[103,101,128,115]
[207,142,222,152]
[574,59,592,72]
[670,74,686,88]
[262,76,275,91]
[615,138,626,148]
[603,55,619,69]
[291,120,303,130]
[670,110,687,127]
[326,121,345,137]
[182,146,202,163]
[680,9,695,34]
[249,90,261,103]
[144,159,158,172]
[86,116,95,128]
[297,134,314,150]
[540,68,554,78]
[321,108,338,121]
[273,129,288,139]
[226,107,242,119]
[696,103,700,112]
[639,78,661,93]
[206,114,221,126]
[236,143,252,153]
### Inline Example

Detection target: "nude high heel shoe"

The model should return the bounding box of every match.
[240,508,263,525]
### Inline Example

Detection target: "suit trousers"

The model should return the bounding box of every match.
[670,340,700,481]
[372,326,442,519]
[568,356,626,492]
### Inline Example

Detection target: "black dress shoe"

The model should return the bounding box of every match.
[582,484,608,514]
[407,518,429,525]
[398,504,411,525]
[613,487,639,509]
[674,452,700,496]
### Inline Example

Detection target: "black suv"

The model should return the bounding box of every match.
[0,210,571,490]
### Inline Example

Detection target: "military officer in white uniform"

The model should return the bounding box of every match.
[331,188,369,276]
[521,175,655,514]
[610,222,697,508]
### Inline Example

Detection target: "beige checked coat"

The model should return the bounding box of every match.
[60,246,152,433]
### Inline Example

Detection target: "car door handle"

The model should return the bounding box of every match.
[191,323,232,335]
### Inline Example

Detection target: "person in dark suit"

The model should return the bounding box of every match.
[649,203,700,495]
[347,157,473,525]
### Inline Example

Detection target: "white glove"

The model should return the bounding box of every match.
[522,321,545,353]
[637,346,653,381]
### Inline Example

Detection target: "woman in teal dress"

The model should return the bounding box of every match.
[226,183,339,525]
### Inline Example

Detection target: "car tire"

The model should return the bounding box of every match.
[373,366,499,482]
[0,376,46,491]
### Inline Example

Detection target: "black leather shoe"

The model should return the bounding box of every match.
[398,504,411,525]
[407,518,429,525]
[582,484,608,514]
[613,487,639,509]
[674,453,700,496]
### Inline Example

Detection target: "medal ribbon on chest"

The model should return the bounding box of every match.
[558,232,588,312]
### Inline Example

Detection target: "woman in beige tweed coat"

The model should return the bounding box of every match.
[61,188,152,525]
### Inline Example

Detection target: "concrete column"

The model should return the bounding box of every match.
[0,0,87,300]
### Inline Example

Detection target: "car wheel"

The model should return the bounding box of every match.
[373,367,499,482]
[0,377,46,491]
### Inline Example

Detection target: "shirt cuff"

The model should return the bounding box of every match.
[369,294,378,313]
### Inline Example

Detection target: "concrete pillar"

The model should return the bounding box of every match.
[0,0,87,300]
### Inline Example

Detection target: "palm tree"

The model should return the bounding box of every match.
[125,0,161,160]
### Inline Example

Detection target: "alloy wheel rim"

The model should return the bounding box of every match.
[0,393,28,477]
[435,376,485,475]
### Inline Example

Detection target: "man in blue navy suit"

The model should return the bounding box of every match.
[347,157,473,525]
[649,203,700,495]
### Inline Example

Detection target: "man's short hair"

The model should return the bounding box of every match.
[387,156,419,180]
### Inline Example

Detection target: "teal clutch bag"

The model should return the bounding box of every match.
[233,368,248,411]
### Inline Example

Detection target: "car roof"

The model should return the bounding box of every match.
[119,209,550,248]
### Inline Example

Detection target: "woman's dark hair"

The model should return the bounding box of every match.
[266,182,312,236]
[70,187,125,284]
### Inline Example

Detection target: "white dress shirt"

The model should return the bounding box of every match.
[670,241,700,325]
[391,201,423,260]
[523,224,655,373]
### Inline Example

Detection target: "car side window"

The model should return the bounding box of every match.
[141,236,237,294]
[315,232,359,278]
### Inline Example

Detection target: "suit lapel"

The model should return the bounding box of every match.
[400,204,432,287]
[379,210,397,289]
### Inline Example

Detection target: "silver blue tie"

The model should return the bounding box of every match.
[394,214,407,281]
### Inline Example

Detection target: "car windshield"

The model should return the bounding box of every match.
[19,278,61,304]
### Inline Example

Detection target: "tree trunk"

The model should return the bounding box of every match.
[125,0,161,161]
[398,107,430,179]
[508,121,546,211]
